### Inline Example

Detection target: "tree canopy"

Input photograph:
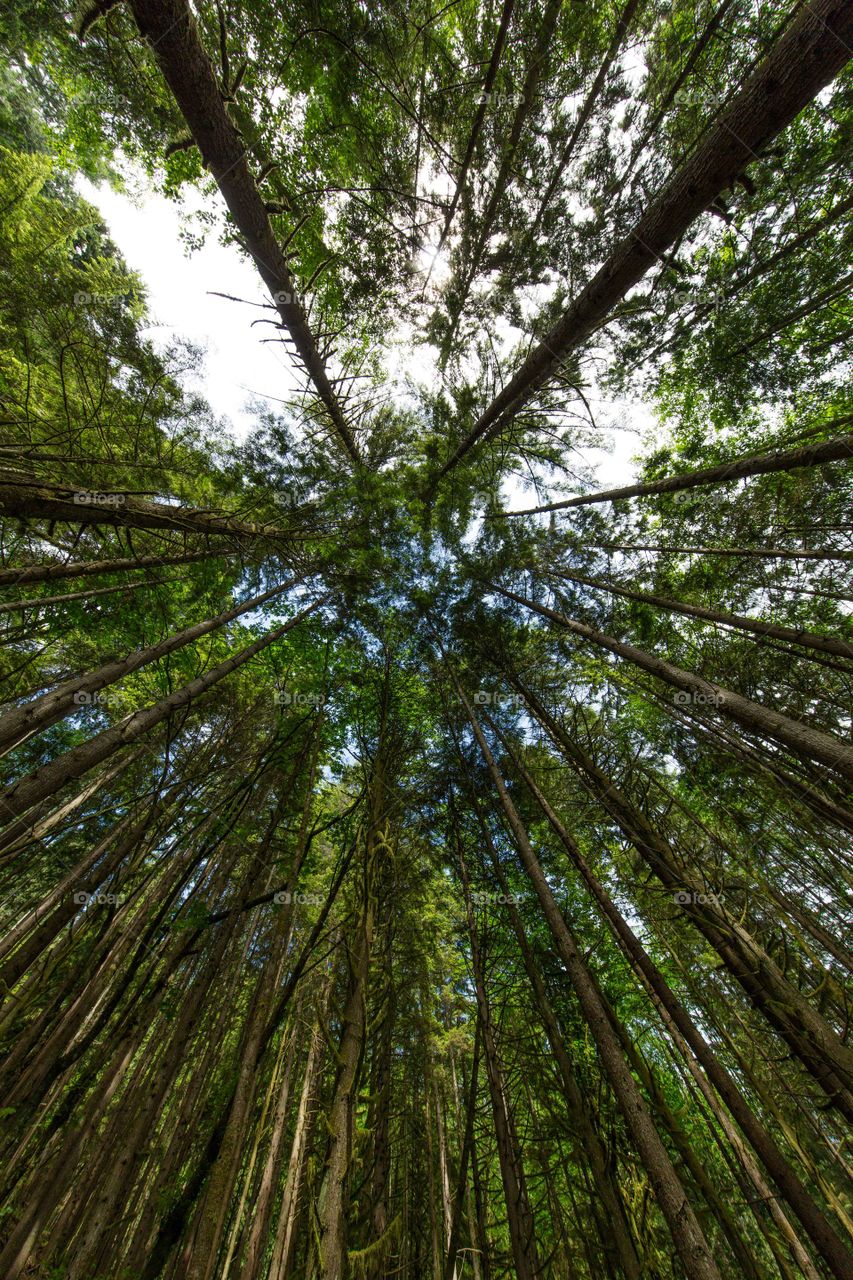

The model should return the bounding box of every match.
[0,2,851,1278]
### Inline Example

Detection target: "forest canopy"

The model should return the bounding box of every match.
[0,2,851,1279]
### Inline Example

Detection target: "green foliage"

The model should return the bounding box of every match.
[0,6,850,1279]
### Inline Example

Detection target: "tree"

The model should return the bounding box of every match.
[0,3,851,1279]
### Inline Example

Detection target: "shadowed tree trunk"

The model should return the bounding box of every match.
[499,430,853,515]
[0,470,306,543]
[430,0,853,484]
[455,675,727,1280]
[457,838,541,1280]
[494,585,853,782]
[0,576,299,752]
[0,548,226,587]
[500,671,853,1122]
[126,0,359,463]
[545,568,853,659]
[0,598,324,825]
[495,719,853,1278]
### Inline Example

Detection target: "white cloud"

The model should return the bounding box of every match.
[75,170,651,501]
[77,174,299,440]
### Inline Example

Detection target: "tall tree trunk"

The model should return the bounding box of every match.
[0,598,324,824]
[366,915,396,1271]
[0,469,304,543]
[0,576,168,615]
[430,0,853,482]
[424,1066,442,1280]
[457,839,541,1280]
[443,1025,480,1280]
[126,0,358,463]
[434,1076,454,1261]
[429,0,516,264]
[473,808,642,1280]
[502,672,853,1116]
[501,431,853,516]
[592,540,853,561]
[0,577,298,752]
[455,677,724,1280]
[266,967,335,1280]
[527,0,643,242]
[545,569,853,660]
[0,548,224,587]
[318,891,374,1278]
[495,585,853,782]
[493,709,853,1279]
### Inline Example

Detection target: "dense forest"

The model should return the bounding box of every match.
[0,1,851,1277]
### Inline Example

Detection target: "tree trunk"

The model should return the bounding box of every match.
[443,1025,480,1280]
[318,896,374,1278]
[501,432,853,515]
[0,548,222,587]
[495,585,853,782]
[527,0,643,242]
[456,677,724,1280]
[430,0,516,264]
[0,576,167,615]
[0,577,298,752]
[266,968,334,1280]
[592,540,853,561]
[475,811,642,1280]
[547,568,853,659]
[458,840,541,1280]
[504,673,853,1116]
[366,916,396,1268]
[493,708,853,1279]
[0,469,304,542]
[0,598,323,824]
[126,0,358,463]
[430,0,853,481]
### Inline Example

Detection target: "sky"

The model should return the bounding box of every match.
[77,176,300,439]
[78,173,649,501]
